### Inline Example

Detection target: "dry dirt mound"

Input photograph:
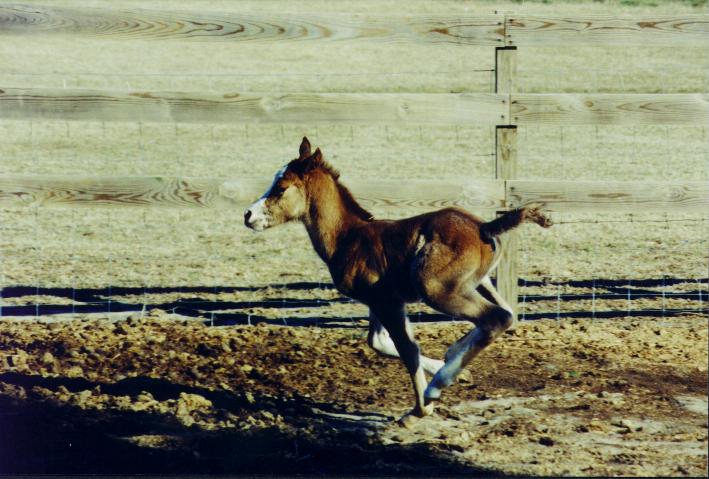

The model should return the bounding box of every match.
[0,310,706,475]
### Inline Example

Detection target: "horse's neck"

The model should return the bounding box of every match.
[303,178,364,263]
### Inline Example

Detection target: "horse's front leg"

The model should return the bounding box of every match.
[370,302,433,428]
[368,311,444,376]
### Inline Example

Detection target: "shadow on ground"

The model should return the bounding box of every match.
[2,277,707,325]
[0,372,498,476]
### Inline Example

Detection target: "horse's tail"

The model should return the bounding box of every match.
[479,204,552,242]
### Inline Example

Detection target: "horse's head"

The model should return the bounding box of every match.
[244,136,322,231]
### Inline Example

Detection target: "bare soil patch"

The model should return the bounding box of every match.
[0,311,706,475]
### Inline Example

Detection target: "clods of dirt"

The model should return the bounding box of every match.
[0,312,706,475]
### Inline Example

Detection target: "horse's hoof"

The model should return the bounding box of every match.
[424,384,442,404]
[457,368,473,383]
[398,413,420,429]
[397,404,434,429]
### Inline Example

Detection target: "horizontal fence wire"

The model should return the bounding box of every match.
[1,34,707,326]
[554,218,709,225]
[0,69,498,94]
[1,179,707,324]
[519,278,708,322]
[515,66,709,93]
[1,277,707,326]
[2,69,496,78]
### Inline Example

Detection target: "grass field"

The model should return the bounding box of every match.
[0,0,707,475]
[0,0,706,370]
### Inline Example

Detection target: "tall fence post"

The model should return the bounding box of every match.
[494,45,519,317]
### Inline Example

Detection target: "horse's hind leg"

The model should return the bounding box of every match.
[368,311,444,376]
[370,302,433,427]
[476,275,514,316]
[419,285,514,403]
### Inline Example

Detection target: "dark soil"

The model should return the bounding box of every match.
[0,310,706,476]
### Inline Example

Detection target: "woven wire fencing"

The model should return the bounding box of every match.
[1,120,707,326]
[1,31,707,326]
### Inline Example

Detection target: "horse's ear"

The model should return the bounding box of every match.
[299,137,311,159]
[311,147,322,163]
[291,147,323,176]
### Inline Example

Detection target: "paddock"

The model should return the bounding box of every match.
[0,0,707,475]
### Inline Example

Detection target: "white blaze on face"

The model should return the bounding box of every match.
[244,165,287,231]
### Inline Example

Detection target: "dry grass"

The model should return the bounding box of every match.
[0,0,707,308]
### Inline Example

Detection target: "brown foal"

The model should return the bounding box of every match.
[244,137,552,426]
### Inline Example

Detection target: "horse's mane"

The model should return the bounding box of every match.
[289,147,375,222]
[317,160,374,222]
[336,181,374,222]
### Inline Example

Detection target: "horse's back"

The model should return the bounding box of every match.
[330,207,493,302]
[416,207,487,248]
[409,208,497,294]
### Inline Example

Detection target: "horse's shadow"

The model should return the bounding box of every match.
[1,277,706,324]
[1,282,452,327]
[0,371,500,475]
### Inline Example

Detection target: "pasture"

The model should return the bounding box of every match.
[0,0,707,475]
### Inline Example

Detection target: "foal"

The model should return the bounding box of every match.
[245,137,551,426]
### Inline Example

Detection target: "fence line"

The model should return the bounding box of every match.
[1,175,706,213]
[0,89,509,124]
[1,89,707,125]
[2,6,707,46]
[0,6,505,45]
[506,180,709,212]
[1,280,706,324]
[1,6,708,318]
[505,15,709,46]
[0,69,496,78]
[553,217,709,225]
[0,176,505,211]
[0,240,704,262]
[512,94,709,125]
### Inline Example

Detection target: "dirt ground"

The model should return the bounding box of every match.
[1,0,707,475]
[0,309,706,476]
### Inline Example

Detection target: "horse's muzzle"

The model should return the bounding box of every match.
[244,202,269,231]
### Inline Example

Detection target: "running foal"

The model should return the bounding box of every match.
[244,137,552,426]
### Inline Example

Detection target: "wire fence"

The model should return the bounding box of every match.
[0,68,498,94]
[2,62,706,93]
[1,195,707,327]
[1,48,707,327]
[1,275,706,327]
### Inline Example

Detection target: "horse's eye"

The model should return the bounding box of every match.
[271,186,285,197]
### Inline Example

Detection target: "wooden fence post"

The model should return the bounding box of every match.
[494,46,519,317]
